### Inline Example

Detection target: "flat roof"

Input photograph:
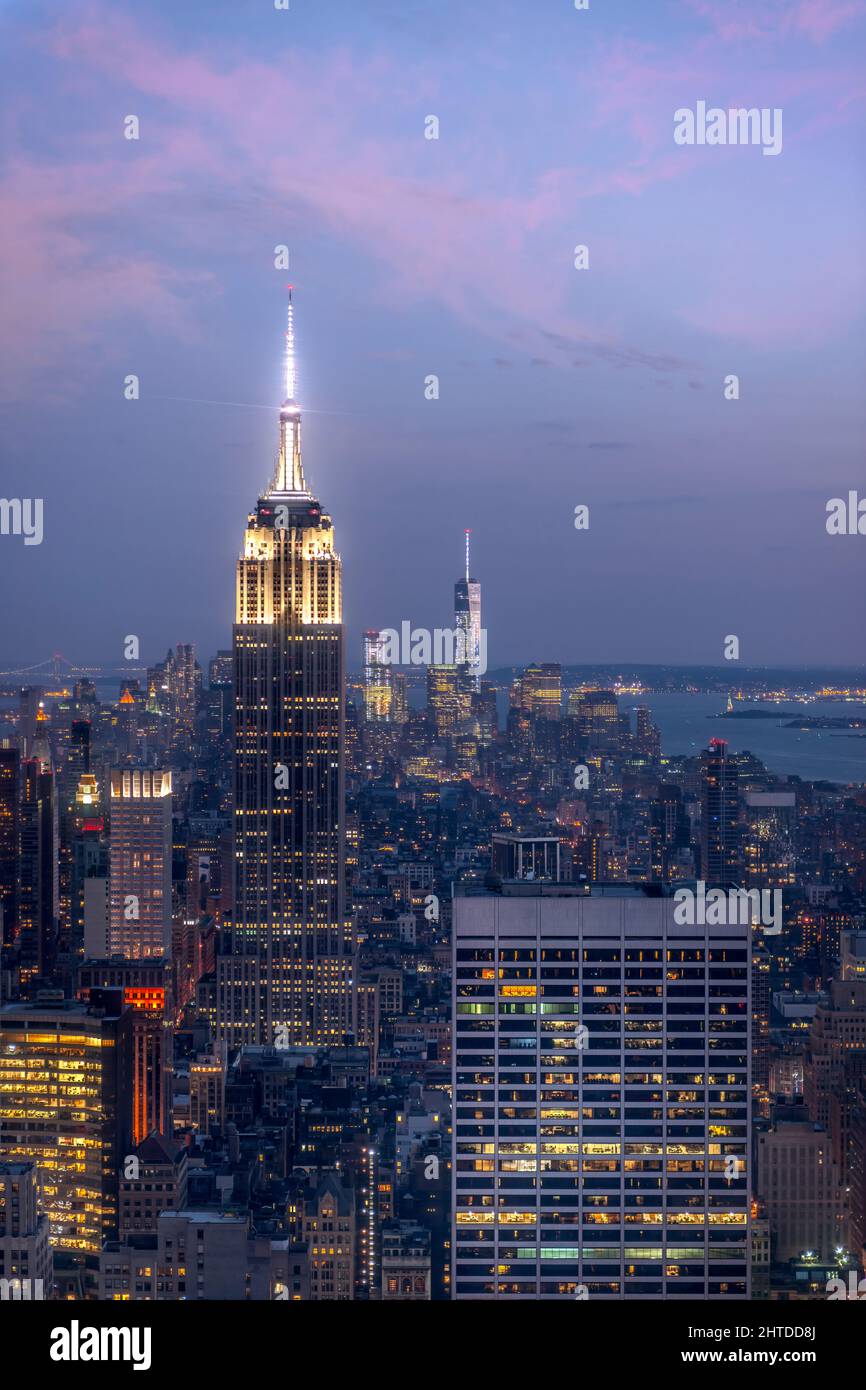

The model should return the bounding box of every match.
[454,880,740,898]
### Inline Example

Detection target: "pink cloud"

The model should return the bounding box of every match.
[685,0,866,44]
[0,3,862,400]
[0,5,701,400]
[0,149,218,401]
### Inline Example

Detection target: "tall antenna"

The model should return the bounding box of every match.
[272,286,305,494]
[465,528,471,582]
[284,284,296,403]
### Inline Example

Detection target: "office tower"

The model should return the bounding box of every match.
[756,1113,843,1262]
[146,657,172,724]
[752,945,772,1102]
[849,1082,866,1258]
[18,757,57,985]
[147,647,198,756]
[506,681,532,757]
[454,730,480,776]
[356,965,403,1073]
[205,649,234,743]
[523,664,562,759]
[83,875,111,960]
[56,719,92,948]
[363,630,393,722]
[209,650,233,689]
[108,769,173,959]
[574,689,620,753]
[0,1160,53,1298]
[700,739,740,883]
[587,822,612,882]
[0,994,133,1254]
[521,663,561,721]
[804,978,866,1237]
[344,700,362,781]
[452,881,751,1299]
[189,1050,226,1135]
[55,717,91,836]
[475,681,498,745]
[0,747,19,948]
[113,683,139,759]
[170,642,201,753]
[186,811,227,919]
[426,664,465,738]
[634,705,661,762]
[77,959,173,1145]
[69,772,107,952]
[649,785,689,883]
[219,296,353,1048]
[73,678,98,718]
[355,980,382,1071]
[742,792,797,889]
[454,529,482,687]
[391,671,408,726]
[61,718,91,799]
[17,688,44,757]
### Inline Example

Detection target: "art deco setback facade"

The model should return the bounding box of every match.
[452,883,751,1299]
[217,297,353,1049]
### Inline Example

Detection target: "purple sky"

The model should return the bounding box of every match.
[1,0,865,671]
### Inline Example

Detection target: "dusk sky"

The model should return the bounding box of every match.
[1,0,865,671]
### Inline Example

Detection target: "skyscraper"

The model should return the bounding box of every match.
[391,671,408,726]
[452,882,751,1300]
[57,719,92,952]
[170,642,201,754]
[426,664,465,739]
[454,529,482,687]
[0,746,19,951]
[522,663,562,721]
[218,295,353,1048]
[108,769,173,960]
[634,705,661,762]
[572,688,619,753]
[363,630,393,723]
[18,757,57,985]
[701,739,740,883]
[77,958,173,1145]
[0,993,133,1254]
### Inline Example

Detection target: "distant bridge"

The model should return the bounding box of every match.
[0,653,146,685]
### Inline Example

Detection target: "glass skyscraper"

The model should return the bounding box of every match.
[454,528,482,690]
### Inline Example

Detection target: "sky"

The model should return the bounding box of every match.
[1,0,865,672]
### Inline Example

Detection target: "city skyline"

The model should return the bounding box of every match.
[1,0,865,1334]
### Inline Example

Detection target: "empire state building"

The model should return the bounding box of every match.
[217,296,354,1046]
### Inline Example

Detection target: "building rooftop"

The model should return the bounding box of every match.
[454,879,737,899]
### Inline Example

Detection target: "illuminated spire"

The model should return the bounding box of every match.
[465,528,471,582]
[273,286,307,495]
[285,286,297,404]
